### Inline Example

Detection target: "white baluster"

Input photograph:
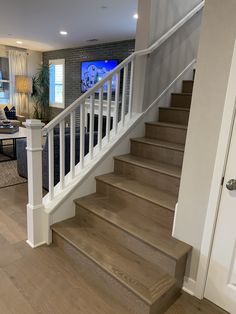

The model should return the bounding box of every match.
[114,72,120,134]
[106,79,112,142]
[80,104,85,168]
[128,60,135,119]
[59,120,65,189]
[48,129,54,200]
[70,111,76,178]
[121,65,128,126]
[89,94,95,159]
[24,119,47,247]
[98,86,104,150]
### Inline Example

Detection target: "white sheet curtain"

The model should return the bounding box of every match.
[9,50,27,114]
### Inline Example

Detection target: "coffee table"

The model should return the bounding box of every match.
[0,127,27,161]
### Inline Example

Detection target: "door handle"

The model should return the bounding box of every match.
[226,179,236,191]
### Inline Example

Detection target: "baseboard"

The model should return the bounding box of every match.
[182,276,196,296]
[26,239,46,249]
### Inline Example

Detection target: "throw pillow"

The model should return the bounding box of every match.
[5,106,16,120]
[4,106,10,119]
[10,106,16,120]
[0,108,7,120]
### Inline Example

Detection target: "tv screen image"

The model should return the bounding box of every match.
[81,59,119,93]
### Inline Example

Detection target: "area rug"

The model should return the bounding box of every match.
[0,159,27,189]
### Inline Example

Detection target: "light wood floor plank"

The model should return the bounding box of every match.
[0,183,229,314]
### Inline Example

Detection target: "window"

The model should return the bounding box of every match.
[0,57,10,104]
[49,59,65,109]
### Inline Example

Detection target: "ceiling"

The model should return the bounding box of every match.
[0,0,138,52]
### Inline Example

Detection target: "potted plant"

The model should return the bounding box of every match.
[31,64,50,121]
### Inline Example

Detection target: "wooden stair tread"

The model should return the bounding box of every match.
[114,154,182,178]
[131,137,185,152]
[75,193,192,260]
[96,173,177,210]
[145,121,187,130]
[52,217,176,305]
[47,244,132,314]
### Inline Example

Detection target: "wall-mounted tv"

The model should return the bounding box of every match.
[81,59,119,93]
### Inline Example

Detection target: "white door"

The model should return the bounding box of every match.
[205,112,236,313]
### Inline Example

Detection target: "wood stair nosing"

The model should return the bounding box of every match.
[130,137,185,152]
[74,194,192,262]
[159,107,190,125]
[114,155,181,197]
[95,173,177,212]
[130,138,184,168]
[145,122,187,145]
[145,121,188,130]
[51,217,177,307]
[96,177,174,231]
[171,93,192,108]
[182,80,194,93]
[114,154,182,179]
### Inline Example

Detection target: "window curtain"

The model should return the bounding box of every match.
[9,50,27,114]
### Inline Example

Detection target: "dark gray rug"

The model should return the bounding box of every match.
[0,159,27,189]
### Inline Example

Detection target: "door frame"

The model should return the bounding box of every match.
[194,39,236,299]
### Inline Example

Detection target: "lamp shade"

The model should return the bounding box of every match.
[15,75,32,94]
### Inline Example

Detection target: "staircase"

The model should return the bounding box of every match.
[51,77,194,313]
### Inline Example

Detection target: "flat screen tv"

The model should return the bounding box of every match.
[81,59,119,93]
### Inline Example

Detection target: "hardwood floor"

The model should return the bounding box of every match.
[0,183,229,313]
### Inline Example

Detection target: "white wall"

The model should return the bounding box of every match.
[149,0,202,44]
[27,50,42,77]
[173,0,236,297]
[133,0,203,112]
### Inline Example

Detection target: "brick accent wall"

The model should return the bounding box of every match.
[43,40,135,119]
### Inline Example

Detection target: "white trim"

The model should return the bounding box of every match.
[26,147,43,152]
[49,58,65,109]
[26,240,46,248]
[183,277,197,296]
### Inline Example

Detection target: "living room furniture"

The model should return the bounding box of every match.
[16,128,98,190]
[0,105,26,126]
[0,126,27,161]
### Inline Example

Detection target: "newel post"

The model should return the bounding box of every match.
[24,119,48,248]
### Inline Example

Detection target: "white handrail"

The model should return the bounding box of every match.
[43,0,205,133]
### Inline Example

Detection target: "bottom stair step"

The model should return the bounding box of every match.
[52,217,179,314]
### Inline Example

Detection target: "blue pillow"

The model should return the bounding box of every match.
[4,106,9,119]
[4,106,16,120]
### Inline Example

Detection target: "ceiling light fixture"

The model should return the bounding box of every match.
[133,13,139,19]
[60,30,68,36]
[16,41,23,44]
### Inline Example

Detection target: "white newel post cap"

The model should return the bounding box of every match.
[23,119,45,129]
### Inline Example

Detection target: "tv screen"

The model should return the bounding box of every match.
[81,59,119,93]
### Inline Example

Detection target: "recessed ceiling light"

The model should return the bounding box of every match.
[60,31,68,36]
[16,41,23,44]
[133,13,139,19]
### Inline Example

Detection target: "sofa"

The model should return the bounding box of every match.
[0,105,26,126]
[16,128,98,190]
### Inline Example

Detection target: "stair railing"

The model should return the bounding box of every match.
[24,1,205,247]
